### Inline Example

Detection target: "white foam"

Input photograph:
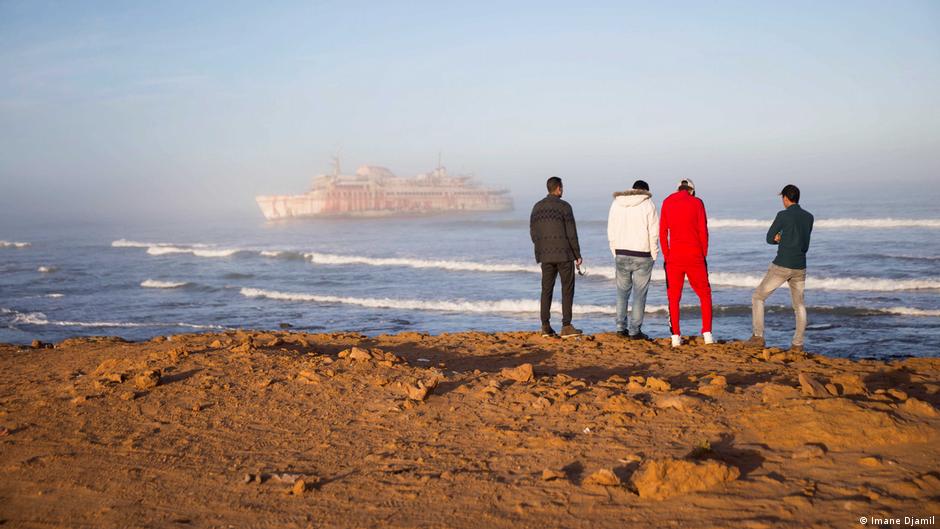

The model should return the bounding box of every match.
[141,279,188,289]
[45,293,64,298]
[145,246,240,258]
[260,250,282,257]
[708,218,940,229]
[304,252,539,274]
[0,241,31,248]
[37,266,57,273]
[240,287,629,315]
[878,306,940,317]
[8,308,225,329]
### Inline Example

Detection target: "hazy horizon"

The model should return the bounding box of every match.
[2,1,939,224]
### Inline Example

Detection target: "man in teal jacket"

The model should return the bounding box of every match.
[748,184,814,352]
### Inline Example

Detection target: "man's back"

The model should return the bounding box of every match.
[660,190,708,261]
[530,195,580,264]
[769,204,814,269]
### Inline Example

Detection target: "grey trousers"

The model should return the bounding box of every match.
[752,263,807,346]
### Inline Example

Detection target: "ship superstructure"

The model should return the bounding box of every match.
[256,159,513,220]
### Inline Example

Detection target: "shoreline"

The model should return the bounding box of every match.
[1,330,938,527]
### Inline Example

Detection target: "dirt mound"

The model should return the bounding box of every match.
[631,458,740,500]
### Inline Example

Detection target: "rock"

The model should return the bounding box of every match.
[631,458,740,500]
[792,444,826,459]
[343,347,372,361]
[541,469,566,481]
[405,379,439,401]
[31,339,44,348]
[292,479,308,495]
[654,395,700,412]
[645,376,671,392]
[902,397,938,417]
[583,468,621,487]
[603,394,645,415]
[830,374,867,396]
[501,363,534,383]
[696,384,726,398]
[886,389,908,401]
[209,340,223,348]
[858,456,882,467]
[103,372,125,383]
[709,375,728,387]
[279,322,293,329]
[134,370,161,390]
[798,373,831,398]
[761,383,801,404]
[119,391,136,401]
[741,397,934,449]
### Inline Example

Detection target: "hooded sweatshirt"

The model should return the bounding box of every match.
[659,190,708,263]
[607,189,660,260]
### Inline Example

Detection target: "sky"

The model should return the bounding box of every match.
[1,0,939,222]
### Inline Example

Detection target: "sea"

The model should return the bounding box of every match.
[2,189,939,359]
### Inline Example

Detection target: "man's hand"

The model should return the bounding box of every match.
[575,258,583,267]
[774,233,781,243]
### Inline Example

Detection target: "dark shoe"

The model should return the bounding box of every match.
[789,344,804,353]
[631,331,651,341]
[617,330,630,338]
[560,325,583,338]
[540,325,557,337]
[745,335,765,348]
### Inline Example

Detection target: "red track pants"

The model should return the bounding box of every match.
[664,259,713,335]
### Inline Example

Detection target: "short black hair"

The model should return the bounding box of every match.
[546,176,562,193]
[632,180,649,191]
[780,184,800,203]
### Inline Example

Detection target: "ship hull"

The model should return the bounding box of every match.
[256,192,513,220]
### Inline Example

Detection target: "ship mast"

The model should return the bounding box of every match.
[331,155,342,177]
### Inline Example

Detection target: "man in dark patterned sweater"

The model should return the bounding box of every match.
[529,176,583,338]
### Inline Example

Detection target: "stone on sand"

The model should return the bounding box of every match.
[830,374,868,396]
[583,468,621,487]
[603,394,646,415]
[541,469,566,481]
[645,376,671,392]
[798,372,832,398]
[902,397,938,418]
[501,363,534,383]
[631,458,740,500]
[134,370,161,390]
[760,383,801,404]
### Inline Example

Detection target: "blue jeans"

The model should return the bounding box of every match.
[615,255,654,334]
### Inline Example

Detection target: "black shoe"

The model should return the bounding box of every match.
[540,325,557,337]
[617,330,630,338]
[631,331,651,341]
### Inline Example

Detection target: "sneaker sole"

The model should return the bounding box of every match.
[560,333,583,339]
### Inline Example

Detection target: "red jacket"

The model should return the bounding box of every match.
[660,190,709,262]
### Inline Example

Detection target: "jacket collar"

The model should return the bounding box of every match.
[612,189,651,198]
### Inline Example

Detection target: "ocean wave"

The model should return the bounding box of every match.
[304,252,539,274]
[45,293,64,298]
[145,246,242,258]
[0,240,31,248]
[240,287,629,315]
[141,279,189,289]
[239,288,940,319]
[708,218,940,229]
[37,265,57,273]
[6,308,225,329]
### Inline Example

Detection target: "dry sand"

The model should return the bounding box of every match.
[1,331,938,528]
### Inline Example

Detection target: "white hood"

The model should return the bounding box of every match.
[612,189,652,208]
[607,190,660,259]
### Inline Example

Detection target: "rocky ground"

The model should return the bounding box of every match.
[0,331,938,528]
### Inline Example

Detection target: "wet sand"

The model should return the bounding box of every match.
[1,331,938,528]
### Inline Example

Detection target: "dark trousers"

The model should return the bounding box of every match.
[540,261,574,326]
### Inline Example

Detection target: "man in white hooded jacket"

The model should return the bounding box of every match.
[607,180,660,340]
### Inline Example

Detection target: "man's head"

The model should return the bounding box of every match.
[632,180,650,192]
[780,184,800,206]
[547,176,563,196]
[677,178,695,196]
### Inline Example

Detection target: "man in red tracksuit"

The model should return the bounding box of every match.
[659,179,714,347]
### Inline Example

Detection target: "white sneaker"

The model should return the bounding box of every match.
[671,335,681,348]
[703,332,715,345]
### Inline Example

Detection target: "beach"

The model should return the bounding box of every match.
[1,330,938,528]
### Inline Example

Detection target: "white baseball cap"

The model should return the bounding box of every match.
[677,178,695,191]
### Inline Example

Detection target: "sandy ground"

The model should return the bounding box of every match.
[1,330,938,529]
